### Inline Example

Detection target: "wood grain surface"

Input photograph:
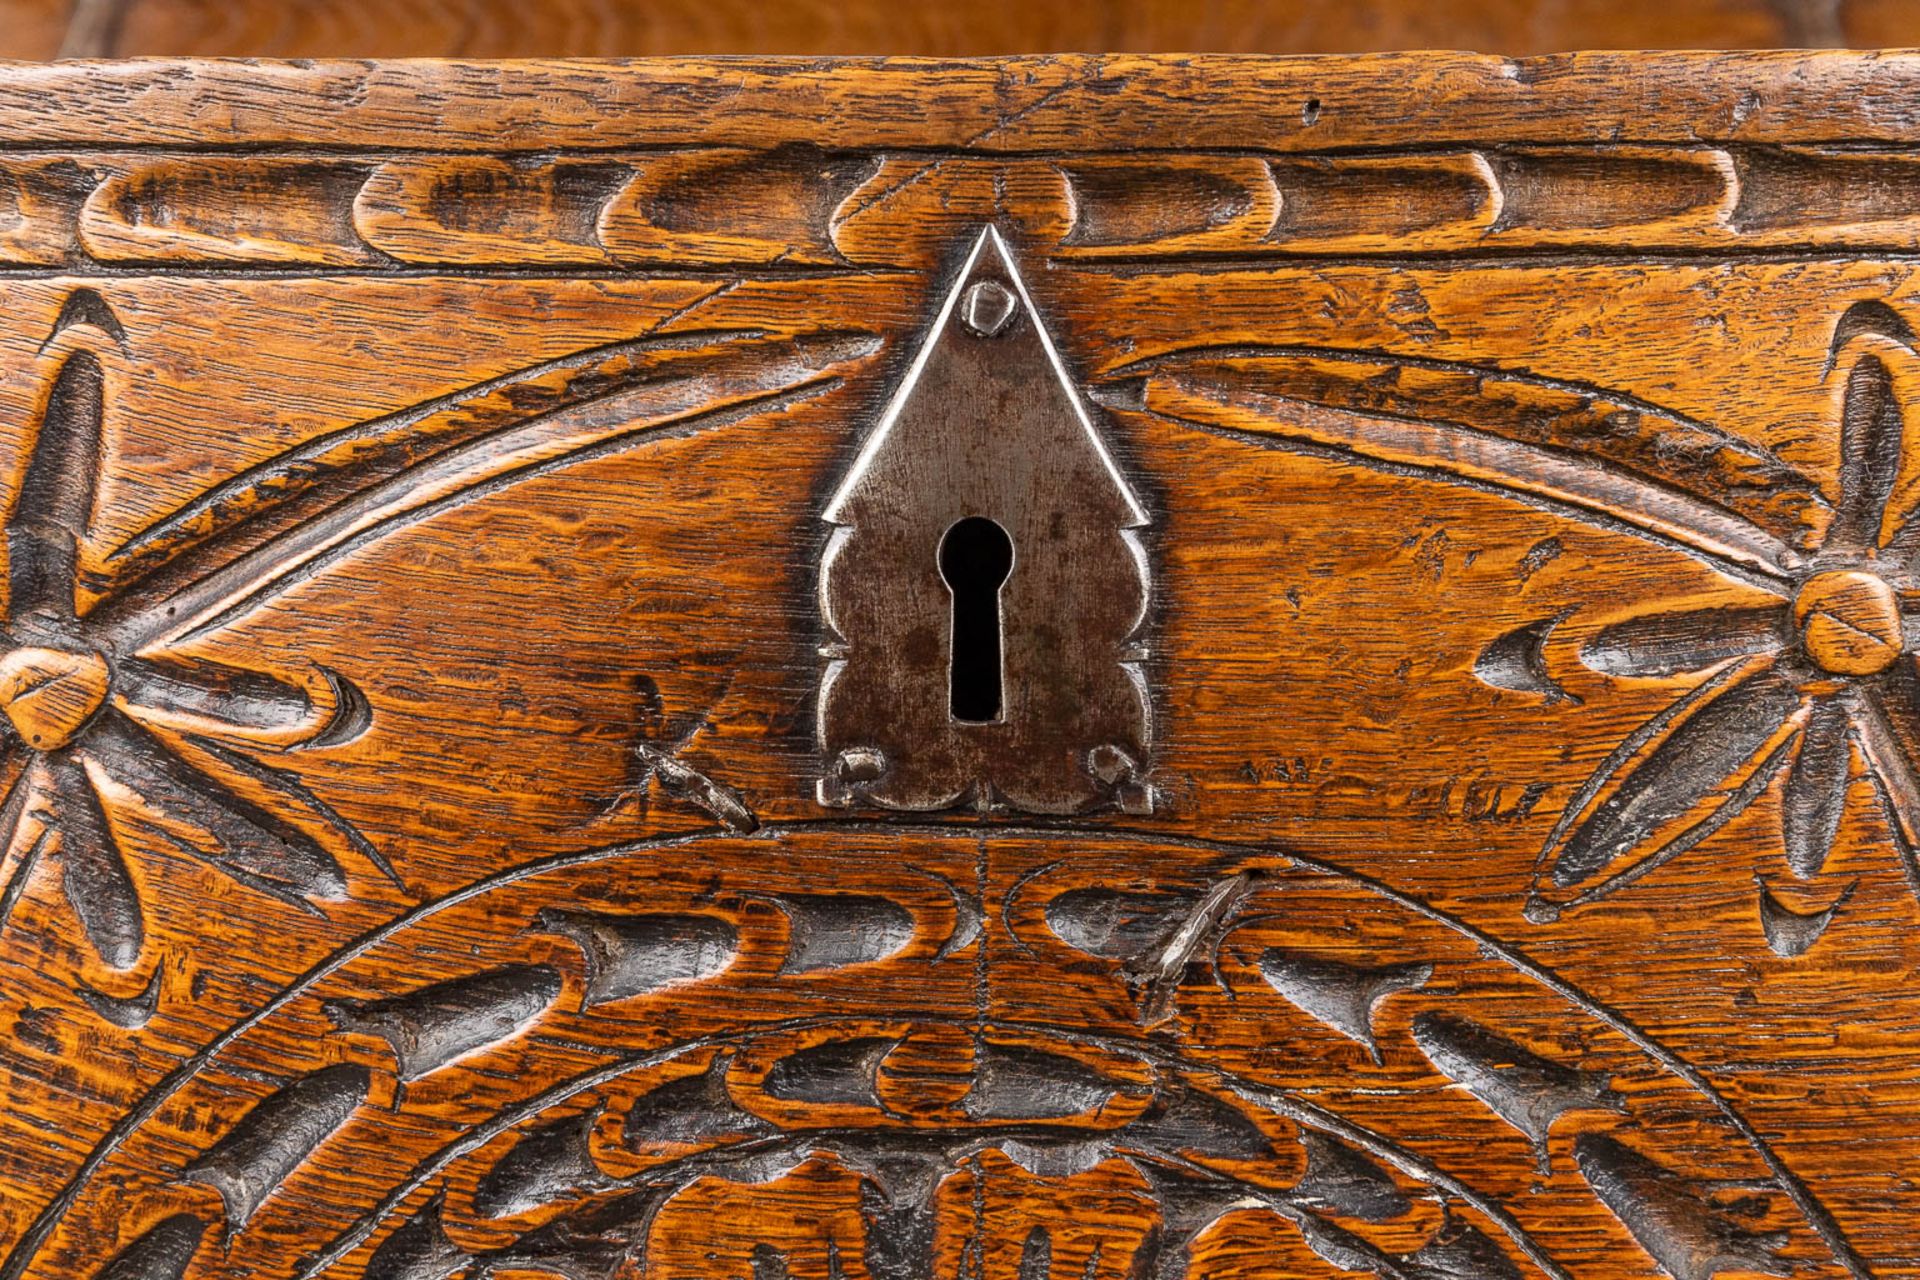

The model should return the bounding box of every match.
[0,52,1918,1280]
[4,0,1918,60]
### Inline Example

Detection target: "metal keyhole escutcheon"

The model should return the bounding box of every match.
[817,225,1152,814]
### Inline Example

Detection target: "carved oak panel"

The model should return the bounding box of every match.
[0,52,1918,1280]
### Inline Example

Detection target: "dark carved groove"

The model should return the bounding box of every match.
[1043,887,1192,959]
[182,731,395,885]
[305,666,374,750]
[115,656,316,734]
[181,1064,370,1228]
[1782,696,1852,880]
[1410,1013,1624,1159]
[1257,950,1433,1063]
[1124,1080,1272,1162]
[1549,664,1803,892]
[472,1108,614,1219]
[764,893,915,975]
[43,289,128,353]
[1756,877,1856,959]
[81,710,347,906]
[91,1214,204,1280]
[1292,1132,1411,1223]
[364,1195,471,1280]
[1579,606,1789,679]
[8,823,1864,1280]
[76,967,161,1029]
[623,1053,774,1151]
[963,1043,1135,1121]
[324,965,561,1080]
[11,346,102,623]
[48,755,141,971]
[1475,612,1577,702]
[1574,1134,1791,1280]
[763,1037,897,1107]
[534,907,737,1007]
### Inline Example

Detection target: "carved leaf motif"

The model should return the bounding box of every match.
[1830,352,1905,552]
[473,1109,615,1219]
[1291,1133,1410,1223]
[1043,887,1192,959]
[1256,950,1432,1063]
[1409,1013,1624,1159]
[533,907,739,1007]
[182,732,395,883]
[623,1053,774,1151]
[763,1037,897,1107]
[1474,612,1576,702]
[1121,1081,1273,1163]
[963,1042,1137,1121]
[1823,300,1920,556]
[1855,669,1920,859]
[1574,1134,1791,1280]
[90,1215,204,1280]
[1756,877,1855,958]
[1580,606,1790,679]
[324,965,561,1080]
[93,327,882,648]
[1398,1215,1528,1280]
[115,655,324,739]
[363,1195,471,1280]
[181,1064,370,1228]
[0,757,46,929]
[764,893,914,975]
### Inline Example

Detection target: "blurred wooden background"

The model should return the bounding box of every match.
[4,0,1915,61]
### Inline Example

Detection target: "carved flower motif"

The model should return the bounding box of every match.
[0,305,377,978]
[1534,302,1920,922]
[1100,298,1920,942]
[0,289,877,985]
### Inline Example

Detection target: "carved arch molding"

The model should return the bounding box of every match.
[1,52,1920,1280]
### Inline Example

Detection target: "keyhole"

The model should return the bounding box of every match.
[938,516,1015,724]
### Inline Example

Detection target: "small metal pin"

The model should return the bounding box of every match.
[960,280,1018,337]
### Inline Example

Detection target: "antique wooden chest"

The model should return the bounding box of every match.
[1,52,1919,1279]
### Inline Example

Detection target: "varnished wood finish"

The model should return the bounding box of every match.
[1,53,1920,1280]
[4,0,1917,60]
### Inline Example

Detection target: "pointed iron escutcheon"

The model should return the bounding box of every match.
[818,227,1152,814]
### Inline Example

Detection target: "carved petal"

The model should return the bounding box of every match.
[47,754,141,971]
[8,348,104,624]
[1580,604,1789,678]
[1824,299,1920,555]
[1782,694,1852,879]
[1545,662,1803,907]
[116,655,333,743]
[1854,674,1920,862]
[0,755,44,930]
[79,710,345,906]
[114,656,368,744]
[1828,353,1905,552]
